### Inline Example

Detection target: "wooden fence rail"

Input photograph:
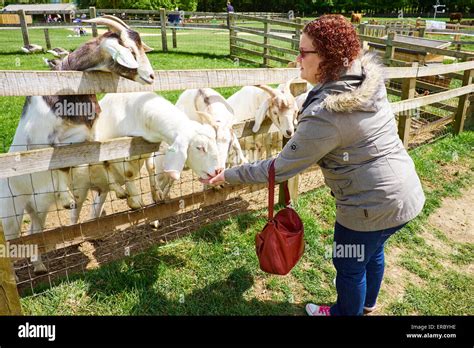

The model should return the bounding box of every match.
[2,62,473,97]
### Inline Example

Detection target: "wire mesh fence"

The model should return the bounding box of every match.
[4,127,305,295]
[386,70,463,148]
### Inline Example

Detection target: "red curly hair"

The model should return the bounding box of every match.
[303,14,361,83]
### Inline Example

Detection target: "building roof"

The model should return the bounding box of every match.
[2,4,77,13]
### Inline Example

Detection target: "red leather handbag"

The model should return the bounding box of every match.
[255,160,305,275]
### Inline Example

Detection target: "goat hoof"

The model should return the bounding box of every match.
[127,198,144,210]
[116,192,129,199]
[151,191,161,203]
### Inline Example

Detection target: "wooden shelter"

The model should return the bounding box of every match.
[369,35,451,63]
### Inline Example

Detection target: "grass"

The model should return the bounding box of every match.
[18,131,474,315]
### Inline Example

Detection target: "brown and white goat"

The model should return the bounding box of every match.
[0,15,155,275]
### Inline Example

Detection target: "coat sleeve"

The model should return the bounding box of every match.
[224,110,341,184]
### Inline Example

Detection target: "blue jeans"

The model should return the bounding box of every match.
[330,221,407,316]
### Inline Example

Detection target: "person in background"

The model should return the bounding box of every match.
[226,1,234,28]
[202,14,425,316]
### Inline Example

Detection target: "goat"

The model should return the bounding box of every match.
[351,13,363,24]
[0,15,155,275]
[176,88,247,168]
[69,92,222,222]
[146,88,248,200]
[228,83,298,137]
[449,13,462,23]
[227,82,298,161]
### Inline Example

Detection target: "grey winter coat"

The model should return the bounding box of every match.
[224,52,425,231]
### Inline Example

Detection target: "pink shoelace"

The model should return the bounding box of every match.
[318,305,331,316]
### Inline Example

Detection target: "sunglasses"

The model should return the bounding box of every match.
[298,48,318,58]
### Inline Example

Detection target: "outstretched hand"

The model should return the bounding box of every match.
[199,170,226,186]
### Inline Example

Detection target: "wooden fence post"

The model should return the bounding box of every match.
[384,31,396,65]
[229,13,236,60]
[0,229,22,315]
[89,6,98,38]
[44,28,51,50]
[263,16,270,67]
[453,66,474,135]
[292,17,301,50]
[454,32,461,52]
[398,62,418,148]
[418,26,425,38]
[172,28,177,48]
[18,10,30,47]
[278,81,309,205]
[160,8,168,52]
[359,23,366,48]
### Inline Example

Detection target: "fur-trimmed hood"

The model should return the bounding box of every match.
[303,51,385,114]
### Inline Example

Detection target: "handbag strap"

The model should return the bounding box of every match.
[268,160,291,220]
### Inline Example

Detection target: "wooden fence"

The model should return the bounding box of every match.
[0,24,473,314]
[229,14,474,68]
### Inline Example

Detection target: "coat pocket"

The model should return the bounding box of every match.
[324,178,352,198]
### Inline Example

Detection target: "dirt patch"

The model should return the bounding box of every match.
[427,187,474,244]
[379,184,474,314]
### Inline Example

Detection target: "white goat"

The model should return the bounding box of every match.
[176,88,247,168]
[148,88,248,200]
[70,92,222,222]
[227,83,299,161]
[0,15,155,275]
[227,83,298,138]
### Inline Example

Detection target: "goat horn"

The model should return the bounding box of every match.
[195,89,205,111]
[83,17,125,33]
[101,15,130,29]
[255,85,277,98]
[285,77,299,94]
[142,42,153,52]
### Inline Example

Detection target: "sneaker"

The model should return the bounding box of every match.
[305,303,331,316]
[363,304,377,314]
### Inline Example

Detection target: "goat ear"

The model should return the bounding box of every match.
[253,98,270,133]
[163,135,190,180]
[102,39,139,69]
[196,111,218,129]
[142,42,153,52]
[220,99,234,115]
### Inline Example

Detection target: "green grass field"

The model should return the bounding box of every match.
[0,22,473,315]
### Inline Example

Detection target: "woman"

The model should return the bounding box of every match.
[203,15,425,316]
